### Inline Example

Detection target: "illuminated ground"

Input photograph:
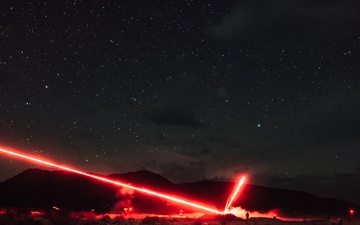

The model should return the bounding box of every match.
[1,213,359,225]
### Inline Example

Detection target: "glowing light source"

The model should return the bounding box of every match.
[0,148,223,214]
[224,176,246,213]
[30,211,45,216]
[350,209,354,215]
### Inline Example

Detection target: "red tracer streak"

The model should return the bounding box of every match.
[224,176,246,213]
[0,148,222,214]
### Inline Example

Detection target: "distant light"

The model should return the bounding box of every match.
[350,209,354,215]
[31,211,44,216]
[257,124,261,128]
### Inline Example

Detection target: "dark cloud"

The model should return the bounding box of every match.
[182,151,200,158]
[210,0,360,49]
[208,135,244,149]
[180,147,211,158]
[159,160,207,183]
[200,148,211,155]
[184,139,207,148]
[146,100,207,128]
[233,166,250,174]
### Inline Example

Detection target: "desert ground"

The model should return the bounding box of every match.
[0,213,359,225]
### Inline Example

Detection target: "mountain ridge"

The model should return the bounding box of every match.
[0,168,358,217]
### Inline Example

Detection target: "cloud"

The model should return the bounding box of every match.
[210,0,360,49]
[158,160,207,183]
[233,166,250,175]
[177,146,211,159]
[184,139,207,148]
[146,100,207,128]
[208,135,244,149]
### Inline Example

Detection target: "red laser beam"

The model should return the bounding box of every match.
[0,147,223,214]
[224,176,246,213]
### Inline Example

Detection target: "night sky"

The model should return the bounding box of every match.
[1,0,360,205]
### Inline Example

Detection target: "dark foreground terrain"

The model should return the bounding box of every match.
[1,213,359,225]
[0,169,359,221]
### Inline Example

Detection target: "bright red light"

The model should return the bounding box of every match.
[350,209,354,215]
[224,176,246,213]
[30,211,44,216]
[0,148,222,214]
[0,209,6,215]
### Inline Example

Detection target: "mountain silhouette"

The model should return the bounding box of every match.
[0,168,358,218]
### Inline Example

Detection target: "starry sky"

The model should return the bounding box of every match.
[1,0,360,205]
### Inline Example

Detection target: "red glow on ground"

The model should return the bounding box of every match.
[94,212,205,220]
[0,147,224,214]
[228,207,284,220]
[224,176,246,213]
[30,211,45,216]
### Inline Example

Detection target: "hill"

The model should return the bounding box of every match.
[0,168,358,218]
